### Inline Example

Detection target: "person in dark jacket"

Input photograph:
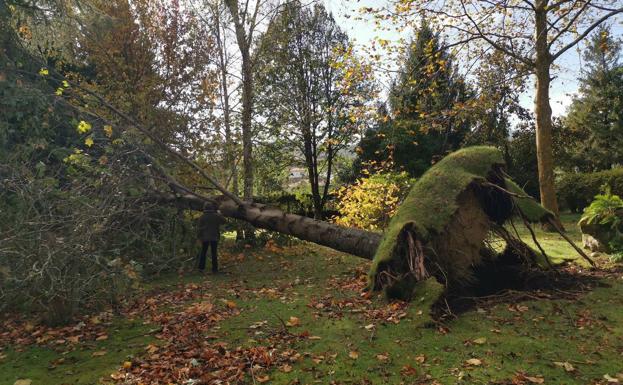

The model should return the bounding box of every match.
[197,203,226,273]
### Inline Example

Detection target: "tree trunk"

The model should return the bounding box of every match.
[215,15,238,196]
[534,1,562,227]
[240,53,254,201]
[154,192,381,259]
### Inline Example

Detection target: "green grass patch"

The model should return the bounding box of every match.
[3,215,622,385]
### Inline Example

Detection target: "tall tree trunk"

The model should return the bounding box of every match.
[534,1,562,227]
[240,53,254,201]
[225,0,256,240]
[215,14,238,196]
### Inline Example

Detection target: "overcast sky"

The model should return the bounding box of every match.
[322,0,623,118]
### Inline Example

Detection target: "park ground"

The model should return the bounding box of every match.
[2,214,623,385]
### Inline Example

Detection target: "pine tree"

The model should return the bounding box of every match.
[356,22,474,177]
[564,26,623,171]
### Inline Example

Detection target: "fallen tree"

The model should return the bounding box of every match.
[151,146,593,301]
[35,74,591,302]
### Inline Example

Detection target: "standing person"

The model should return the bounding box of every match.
[197,203,226,273]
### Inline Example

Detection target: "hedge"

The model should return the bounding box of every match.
[557,168,623,212]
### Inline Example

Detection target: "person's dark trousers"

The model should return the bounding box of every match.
[198,241,218,272]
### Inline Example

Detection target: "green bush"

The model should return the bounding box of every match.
[557,168,623,212]
[579,187,623,261]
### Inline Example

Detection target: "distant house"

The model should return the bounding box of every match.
[287,167,308,189]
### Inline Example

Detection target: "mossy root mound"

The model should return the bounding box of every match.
[369,146,554,301]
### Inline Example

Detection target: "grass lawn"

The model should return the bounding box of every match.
[2,214,623,385]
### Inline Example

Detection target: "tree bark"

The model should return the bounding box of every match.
[214,11,238,195]
[534,0,562,227]
[225,0,254,201]
[153,192,381,259]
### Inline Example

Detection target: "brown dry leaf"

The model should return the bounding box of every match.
[307,335,321,340]
[281,364,293,373]
[123,361,132,369]
[222,300,237,309]
[67,335,80,343]
[376,354,389,362]
[146,344,159,354]
[415,354,426,364]
[96,334,108,341]
[465,358,482,366]
[524,376,545,384]
[92,350,107,357]
[348,351,359,359]
[401,365,418,376]
[256,375,270,383]
[286,316,300,327]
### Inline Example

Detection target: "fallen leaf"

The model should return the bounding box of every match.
[465,358,482,366]
[286,316,300,327]
[364,324,375,330]
[256,375,270,383]
[415,354,426,364]
[281,364,293,373]
[473,337,487,345]
[376,353,389,362]
[123,361,132,369]
[524,376,545,384]
[349,351,359,359]
[307,335,321,340]
[92,350,107,357]
[67,335,80,343]
[401,365,418,376]
[96,334,108,341]
[553,361,575,372]
[604,374,620,383]
[224,300,237,309]
[13,380,32,385]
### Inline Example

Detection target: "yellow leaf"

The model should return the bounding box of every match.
[38,68,49,76]
[55,87,63,96]
[103,125,113,138]
[77,120,92,134]
[62,80,70,88]
[465,358,482,366]
[349,351,359,359]
[286,316,300,327]
[554,361,575,372]
[473,337,487,344]
[84,136,94,147]
[123,361,132,369]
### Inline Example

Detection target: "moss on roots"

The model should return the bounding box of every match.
[369,146,553,302]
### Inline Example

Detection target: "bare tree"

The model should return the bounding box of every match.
[223,0,278,201]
